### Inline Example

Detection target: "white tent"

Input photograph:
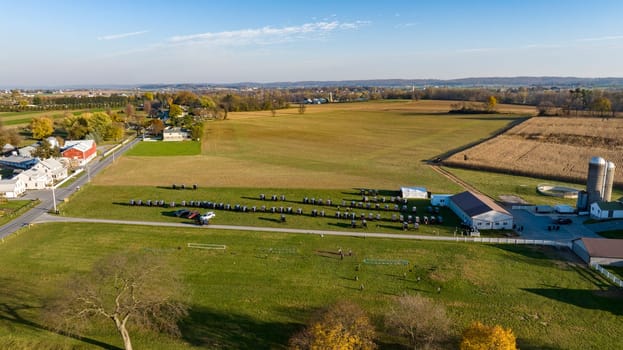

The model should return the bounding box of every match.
[401,186,428,199]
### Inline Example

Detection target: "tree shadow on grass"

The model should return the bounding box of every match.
[0,277,119,349]
[179,305,298,349]
[522,286,623,316]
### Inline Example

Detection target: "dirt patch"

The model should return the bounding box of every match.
[499,195,528,204]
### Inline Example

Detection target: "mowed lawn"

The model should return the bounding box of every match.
[93,100,525,190]
[125,141,201,156]
[0,223,620,349]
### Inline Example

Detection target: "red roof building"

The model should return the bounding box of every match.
[61,140,97,166]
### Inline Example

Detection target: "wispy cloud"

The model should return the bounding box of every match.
[577,35,623,42]
[97,30,149,41]
[168,21,369,45]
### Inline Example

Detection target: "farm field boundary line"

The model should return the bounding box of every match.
[431,116,531,162]
[31,214,571,246]
[429,165,485,196]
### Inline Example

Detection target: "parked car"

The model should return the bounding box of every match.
[556,217,572,225]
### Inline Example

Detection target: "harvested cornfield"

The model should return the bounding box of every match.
[445,117,623,185]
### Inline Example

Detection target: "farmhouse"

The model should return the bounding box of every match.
[33,158,68,181]
[0,177,26,198]
[16,167,51,189]
[62,140,97,166]
[163,127,190,141]
[589,201,623,220]
[448,191,513,230]
[572,238,623,266]
[400,186,428,199]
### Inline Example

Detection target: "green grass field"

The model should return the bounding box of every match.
[126,141,201,156]
[60,185,478,236]
[0,223,620,349]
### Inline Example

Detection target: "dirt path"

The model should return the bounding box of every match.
[429,164,485,196]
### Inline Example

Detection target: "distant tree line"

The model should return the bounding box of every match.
[4,85,623,117]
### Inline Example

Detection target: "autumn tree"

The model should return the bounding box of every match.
[149,119,165,136]
[143,92,154,101]
[32,139,60,159]
[169,104,183,118]
[143,100,152,117]
[460,322,517,350]
[63,112,92,139]
[289,300,376,350]
[30,116,54,139]
[190,122,204,140]
[124,103,135,122]
[485,96,497,112]
[0,128,22,147]
[385,294,451,349]
[108,122,125,141]
[44,251,189,350]
[591,96,612,117]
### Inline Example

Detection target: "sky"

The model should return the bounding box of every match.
[1,0,623,87]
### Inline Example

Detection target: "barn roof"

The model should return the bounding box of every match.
[581,238,623,259]
[450,191,510,217]
[63,140,95,153]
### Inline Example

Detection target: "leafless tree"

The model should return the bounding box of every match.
[385,294,451,349]
[44,252,189,350]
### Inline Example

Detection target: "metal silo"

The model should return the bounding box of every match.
[586,156,606,205]
[603,161,616,202]
[576,190,588,211]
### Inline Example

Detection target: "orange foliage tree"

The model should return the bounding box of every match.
[289,300,376,350]
[460,321,517,350]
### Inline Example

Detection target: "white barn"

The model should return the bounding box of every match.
[163,127,190,141]
[16,168,51,190]
[573,238,623,266]
[590,201,623,220]
[400,186,428,199]
[448,191,513,230]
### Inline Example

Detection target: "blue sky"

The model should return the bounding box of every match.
[1,0,622,87]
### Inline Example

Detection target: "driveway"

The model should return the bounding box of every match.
[509,206,600,241]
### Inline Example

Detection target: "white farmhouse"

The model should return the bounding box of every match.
[16,168,51,190]
[33,158,68,182]
[162,127,190,141]
[0,177,26,198]
[590,201,623,220]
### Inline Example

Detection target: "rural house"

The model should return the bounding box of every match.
[162,127,190,141]
[62,140,97,166]
[448,191,513,230]
[589,201,623,220]
[16,167,51,189]
[0,177,26,198]
[572,238,623,266]
[33,158,68,182]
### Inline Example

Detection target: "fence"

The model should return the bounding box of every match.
[470,237,572,249]
[590,263,623,288]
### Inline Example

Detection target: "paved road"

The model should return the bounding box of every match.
[0,138,140,239]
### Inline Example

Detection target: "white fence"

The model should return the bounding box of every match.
[590,263,623,288]
[469,237,572,249]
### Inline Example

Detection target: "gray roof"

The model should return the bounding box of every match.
[450,191,511,217]
[581,238,623,259]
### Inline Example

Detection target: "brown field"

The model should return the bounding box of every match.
[445,116,623,185]
[93,100,526,190]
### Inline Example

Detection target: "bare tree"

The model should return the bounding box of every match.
[44,252,189,350]
[385,294,451,349]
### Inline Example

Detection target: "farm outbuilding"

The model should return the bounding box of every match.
[572,238,623,266]
[400,186,428,199]
[448,191,513,230]
[589,201,623,220]
[61,140,97,166]
[431,194,452,207]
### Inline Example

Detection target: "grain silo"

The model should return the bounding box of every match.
[603,161,616,202]
[586,156,606,205]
